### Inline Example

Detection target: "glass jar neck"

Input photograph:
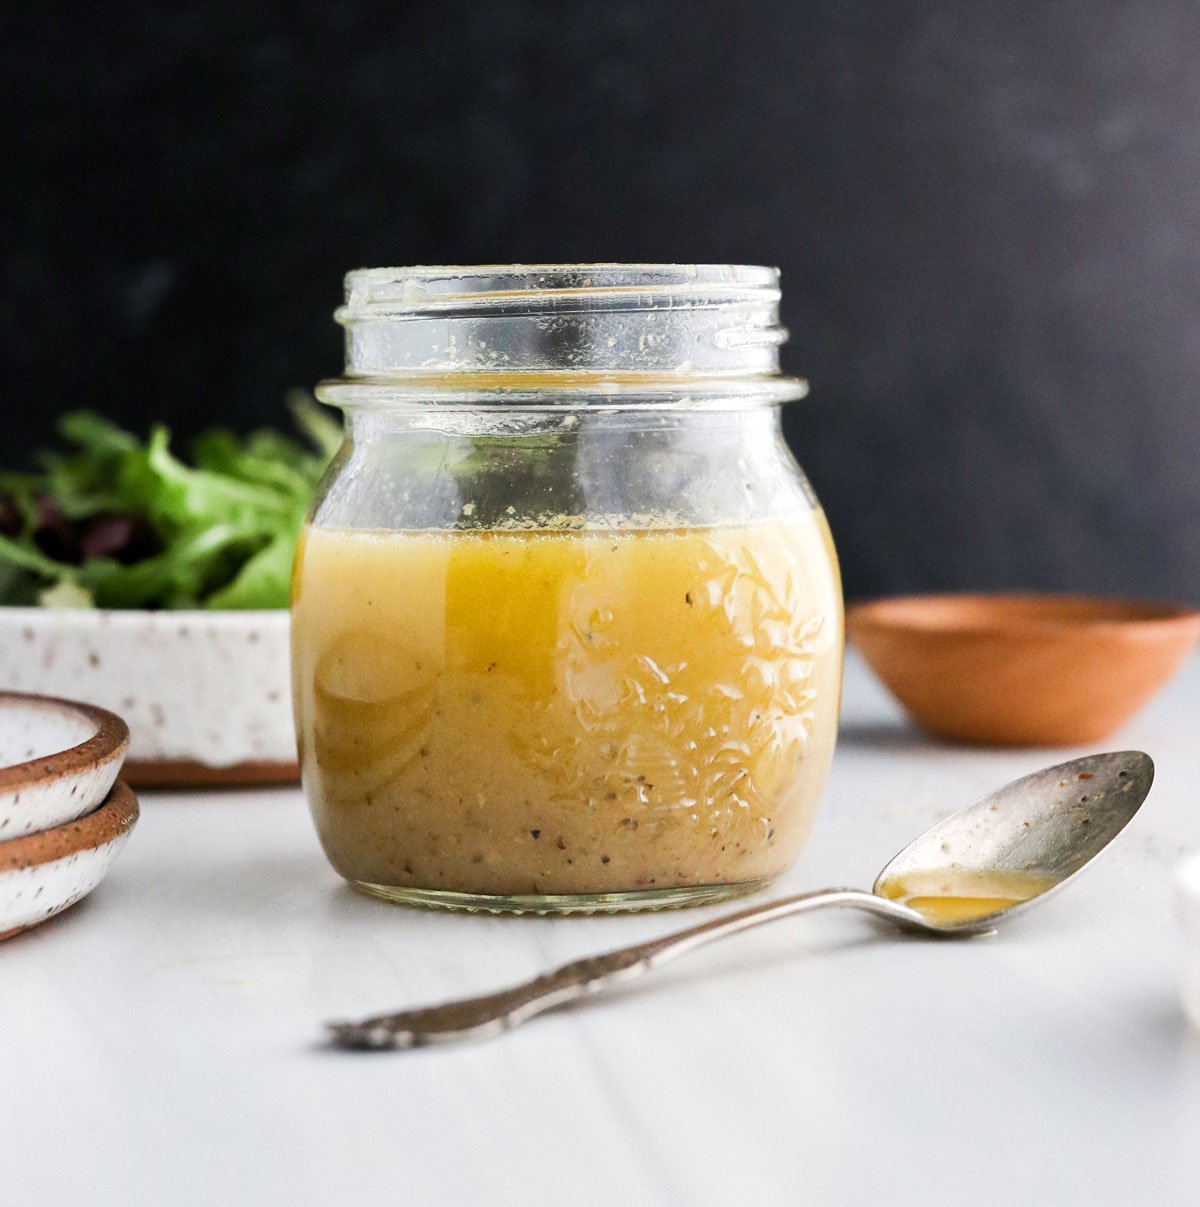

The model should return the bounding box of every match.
[316,264,807,412]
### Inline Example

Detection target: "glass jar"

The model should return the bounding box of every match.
[292,264,843,913]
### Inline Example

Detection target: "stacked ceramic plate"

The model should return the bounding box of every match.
[0,692,137,940]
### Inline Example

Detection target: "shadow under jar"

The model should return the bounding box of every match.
[292,265,844,914]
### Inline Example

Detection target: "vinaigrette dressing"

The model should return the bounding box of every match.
[291,512,843,905]
[878,869,1058,923]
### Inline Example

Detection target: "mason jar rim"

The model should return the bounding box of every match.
[321,263,807,406]
[338,263,781,313]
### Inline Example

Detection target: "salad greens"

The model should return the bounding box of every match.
[0,395,341,610]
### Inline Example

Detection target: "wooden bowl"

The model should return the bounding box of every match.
[0,692,129,836]
[0,779,138,940]
[847,593,1200,746]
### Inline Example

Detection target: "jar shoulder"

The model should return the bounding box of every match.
[310,410,823,533]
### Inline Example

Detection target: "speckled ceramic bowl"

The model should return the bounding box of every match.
[0,608,296,788]
[0,779,138,940]
[0,692,129,836]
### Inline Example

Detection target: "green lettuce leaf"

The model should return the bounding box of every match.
[0,398,340,611]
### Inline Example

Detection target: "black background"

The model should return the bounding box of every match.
[5,1,1199,601]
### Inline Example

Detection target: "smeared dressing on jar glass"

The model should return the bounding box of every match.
[877,868,1058,923]
[292,512,842,904]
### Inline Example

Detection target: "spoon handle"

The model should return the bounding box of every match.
[326,887,920,1050]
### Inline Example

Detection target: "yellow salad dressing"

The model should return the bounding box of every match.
[291,512,843,898]
[878,869,1057,923]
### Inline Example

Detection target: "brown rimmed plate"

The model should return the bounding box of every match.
[0,779,138,940]
[0,692,130,837]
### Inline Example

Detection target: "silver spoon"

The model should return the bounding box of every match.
[327,750,1153,1050]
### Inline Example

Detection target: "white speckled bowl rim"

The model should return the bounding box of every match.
[0,605,287,626]
[0,779,138,872]
[1176,852,1200,1032]
[1176,851,1200,933]
[0,692,130,801]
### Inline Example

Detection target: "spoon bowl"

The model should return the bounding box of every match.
[873,750,1154,932]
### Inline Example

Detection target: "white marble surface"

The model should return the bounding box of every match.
[3,652,1199,1206]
